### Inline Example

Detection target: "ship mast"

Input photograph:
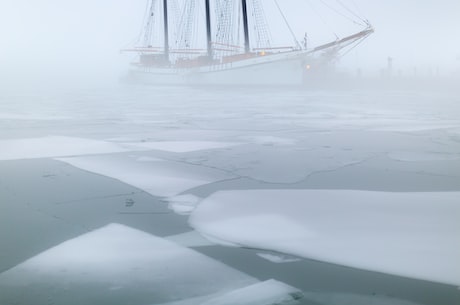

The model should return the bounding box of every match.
[241,0,250,53]
[205,0,213,58]
[163,0,169,62]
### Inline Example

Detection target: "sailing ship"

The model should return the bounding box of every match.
[123,0,373,85]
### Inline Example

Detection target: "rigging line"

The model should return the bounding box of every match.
[304,0,339,40]
[349,0,366,21]
[136,0,153,45]
[126,0,156,48]
[251,0,272,48]
[259,0,273,47]
[144,0,161,47]
[334,0,366,23]
[338,34,369,59]
[129,0,151,46]
[273,0,301,49]
[316,0,364,27]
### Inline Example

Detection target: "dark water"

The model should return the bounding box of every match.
[1,158,459,305]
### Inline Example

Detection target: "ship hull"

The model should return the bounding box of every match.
[126,51,314,86]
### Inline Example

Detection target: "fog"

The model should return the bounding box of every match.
[2,2,460,305]
[1,0,460,88]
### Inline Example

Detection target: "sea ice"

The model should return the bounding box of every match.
[0,224,257,304]
[302,292,422,305]
[388,151,460,162]
[0,113,69,120]
[135,156,166,162]
[164,194,202,215]
[256,252,302,264]
[156,280,303,305]
[199,279,303,305]
[0,136,240,161]
[194,144,372,184]
[57,155,234,197]
[125,141,240,153]
[239,136,297,146]
[189,190,460,286]
[0,136,133,161]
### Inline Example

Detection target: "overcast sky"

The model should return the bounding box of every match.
[0,0,459,85]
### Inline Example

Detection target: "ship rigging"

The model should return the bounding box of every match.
[123,0,374,85]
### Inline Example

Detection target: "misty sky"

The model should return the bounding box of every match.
[1,0,459,84]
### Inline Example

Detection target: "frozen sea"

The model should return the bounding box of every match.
[1,82,460,305]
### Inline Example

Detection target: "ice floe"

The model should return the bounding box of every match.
[125,141,240,153]
[135,156,166,162]
[193,144,372,183]
[388,151,460,162]
[156,280,303,305]
[256,252,302,264]
[302,292,422,305]
[239,136,297,146]
[0,223,257,304]
[57,155,234,197]
[0,136,240,161]
[189,190,460,286]
[164,194,202,215]
[199,279,303,305]
[0,113,69,120]
[0,136,133,161]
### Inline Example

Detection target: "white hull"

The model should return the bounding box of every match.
[127,51,313,86]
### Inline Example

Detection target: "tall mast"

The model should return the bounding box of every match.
[241,0,250,53]
[163,0,169,61]
[205,0,213,58]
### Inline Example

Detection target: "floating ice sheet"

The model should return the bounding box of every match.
[136,156,166,162]
[388,151,460,162]
[191,144,373,184]
[157,280,303,305]
[57,155,234,197]
[256,252,302,264]
[199,279,303,305]
[0,136,240,161]
[302,292,422,305]
[0,113,69,120]
[190,190,460,286]
[125,141,240,153]
[0,136,133,161]
[0,224,256,305]
[165,194,202,215]
[238,136,297,146]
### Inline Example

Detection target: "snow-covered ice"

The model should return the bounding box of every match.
[57,155,234,197]
[302,292,422,305]
[126,141,240,153]
[155,280,303,305]
[256,252,302,264]
[165,194,202,215]
[136,156,166,162]
[0,223,257,304]
[239,136,297,146]
[0,113,69,120]
[0,136,239,161]
[198,279,303,305]
[388,151,460,162]
[189,190,460,286]
[0,136,133,160]
[2,85,460,304]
